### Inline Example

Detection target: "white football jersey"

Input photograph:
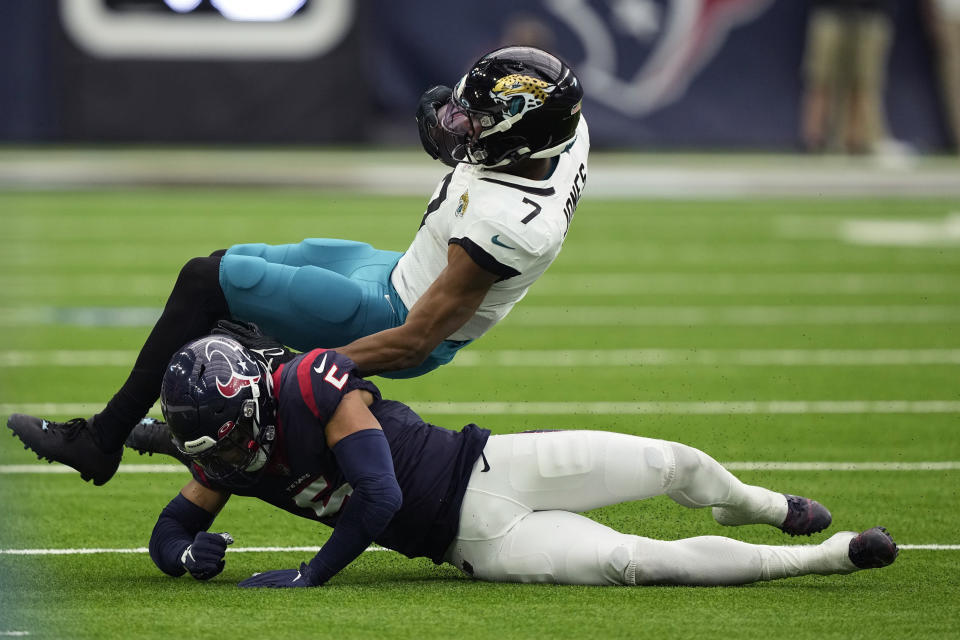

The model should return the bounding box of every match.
[391,118,590,341]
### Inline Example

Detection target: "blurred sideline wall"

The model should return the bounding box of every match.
[0,0,950,150]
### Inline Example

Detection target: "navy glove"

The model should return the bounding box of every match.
[181,531,234,581]
[238,562,317,588]
[416,85,452,160]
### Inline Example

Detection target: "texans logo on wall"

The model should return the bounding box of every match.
[543,0,772,116]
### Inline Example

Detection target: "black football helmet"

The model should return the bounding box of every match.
[429,46,583,168]
[160,335,276,487]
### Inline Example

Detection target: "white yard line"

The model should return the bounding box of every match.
[451,349,960,367]
[535,273,960,295]
[6,348,960,368]
[4,305,960,328]
[2,462,957,475]
[4,273,959,297]
[509,306,960,326]
[412,400,960,415]
[5,400,960,417]
[0,544,952,556]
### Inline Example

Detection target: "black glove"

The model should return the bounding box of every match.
[181,531,234,581]
[211,319,298,371]
[416,85,452,160]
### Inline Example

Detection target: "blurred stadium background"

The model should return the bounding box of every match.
[2,1,959,639]
[3,0,960,192]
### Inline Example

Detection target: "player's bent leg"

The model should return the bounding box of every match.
[665,442,831,534]
[221,256,367,351]
[220,241,403,351]
[474,431,827,536]
[471,431,676,513]
[667,443,832,535]
[447,505,897,586]
[448,510,643,586]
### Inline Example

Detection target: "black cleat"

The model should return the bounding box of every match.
[849,526,898,569]
[779,494,833,536]
[125,417,192,467]
[7,414,121,485]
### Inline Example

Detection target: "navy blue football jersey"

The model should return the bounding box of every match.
[191,348,489,563]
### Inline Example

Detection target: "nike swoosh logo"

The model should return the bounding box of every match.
[292,571,302,583]
[313,353,328,374]
[491,234,516,250]
[480,452,490,472]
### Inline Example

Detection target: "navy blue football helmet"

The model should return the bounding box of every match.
[430,46,583,168]
[160,335,276,487]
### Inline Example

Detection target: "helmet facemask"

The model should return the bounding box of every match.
[177,390,276,487]
[433,93,496,167]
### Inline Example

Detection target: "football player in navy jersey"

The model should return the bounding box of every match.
[148,335,897,588]
[9,46,591,488]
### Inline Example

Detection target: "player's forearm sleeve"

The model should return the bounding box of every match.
[306,429,402,585]
[149,493,216,577]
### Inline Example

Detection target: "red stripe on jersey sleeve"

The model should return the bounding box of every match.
[271,364,285,403]
[296,349,328,418]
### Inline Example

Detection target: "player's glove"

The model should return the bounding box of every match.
[416,85,453,160]
[211,319,298,372]
[238,562,317,588]
[181,531,234,581]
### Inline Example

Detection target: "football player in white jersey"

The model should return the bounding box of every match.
[9,46,591,487]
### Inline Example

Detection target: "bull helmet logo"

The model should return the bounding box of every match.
[203,338,262,398]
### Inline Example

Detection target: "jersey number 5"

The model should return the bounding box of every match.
[293,476,353,519]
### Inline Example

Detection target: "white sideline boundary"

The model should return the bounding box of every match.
[0,544,953,556]
[5,400,960,417]
[5,348,960,368]
[2,461,958,475]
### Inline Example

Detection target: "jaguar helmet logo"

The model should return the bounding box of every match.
[490,74,556,118]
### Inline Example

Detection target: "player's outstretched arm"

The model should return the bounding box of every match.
[149,480,232,580]
[238,390,402,588]
[337,244,500,375]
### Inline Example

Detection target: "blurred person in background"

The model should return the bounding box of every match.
[926,0,960,152]
[800,0,901,155]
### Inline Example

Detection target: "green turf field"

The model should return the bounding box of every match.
[1,190,958,639]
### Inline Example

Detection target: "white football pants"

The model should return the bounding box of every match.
[444,431,859,586]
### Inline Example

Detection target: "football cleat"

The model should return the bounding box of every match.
[778,494,833,536]
[848,526,898,569]
[7,414,121,485]
[124,417,192,467]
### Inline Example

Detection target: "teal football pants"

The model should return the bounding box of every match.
[219,239,469,379]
